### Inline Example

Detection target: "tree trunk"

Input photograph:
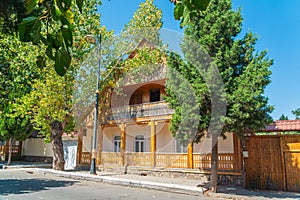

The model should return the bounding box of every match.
[50,121,65,171]
[210,134,218,192]
[7,137,12,166]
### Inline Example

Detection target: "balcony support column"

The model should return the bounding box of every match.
[149,120,156,167]
[120,123,126,166]
[77,129,83,165]
[187,139,194,168]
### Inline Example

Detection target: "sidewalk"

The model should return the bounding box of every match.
[2,161,300,199]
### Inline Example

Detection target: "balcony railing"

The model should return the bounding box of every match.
[105,101,173,122]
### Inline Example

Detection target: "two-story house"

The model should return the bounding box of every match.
[77,39,242,172]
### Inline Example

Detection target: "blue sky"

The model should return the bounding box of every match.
[99,0,300,120]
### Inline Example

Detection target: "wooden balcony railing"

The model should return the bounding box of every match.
[105,101,173,122]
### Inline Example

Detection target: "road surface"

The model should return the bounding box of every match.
[0,169,213,200]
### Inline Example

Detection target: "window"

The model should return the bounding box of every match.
[175,140,187,153]
[135,135,145,152]
[114,136,121,152]
[150,88,160,102]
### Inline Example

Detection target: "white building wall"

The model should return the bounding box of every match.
[82,128,93,152]
[97,124,234,154]
[22,138,53,157]
[193,132,234,154]
[156,122,175,152]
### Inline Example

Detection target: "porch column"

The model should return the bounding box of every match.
[149,120,156,167]
[5,140,9,156]
[96,127,103,165]
[120,123,126,166]
[77,130,83,165]
[18,141,22,157]
[187,140,194,168]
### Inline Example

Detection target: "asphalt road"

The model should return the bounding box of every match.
[0,169,213,200]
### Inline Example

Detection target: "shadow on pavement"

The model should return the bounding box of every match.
[209,185,300,199]
[0,178,77,196]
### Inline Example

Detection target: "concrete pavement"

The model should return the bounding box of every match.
[1,161,300,200]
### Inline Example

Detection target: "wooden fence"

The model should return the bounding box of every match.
[245,135,300,192]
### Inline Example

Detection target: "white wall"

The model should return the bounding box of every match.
[194,132,234,154]
[156,122,175,152]
[89,123,234,154]
[82,128,93,152]
[22,138,53,157]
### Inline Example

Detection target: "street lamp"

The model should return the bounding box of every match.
[85,34,101,174]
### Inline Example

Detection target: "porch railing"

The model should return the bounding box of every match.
[101,152,121,165]
[156,153,188,168]
[0,145,21,156]
[105,101,173,122]
[90,152,238,171]
[126,152,152,166]
[80,152,91,165]
[193,153,235,170]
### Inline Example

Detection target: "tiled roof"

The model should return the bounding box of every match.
[263,120,300,132]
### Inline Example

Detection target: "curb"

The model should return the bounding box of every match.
[33,168,207,196]
[2,164,52,169]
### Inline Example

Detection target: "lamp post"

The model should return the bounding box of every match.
[85,34,101,174]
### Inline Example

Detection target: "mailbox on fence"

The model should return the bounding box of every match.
[242,150,248,158]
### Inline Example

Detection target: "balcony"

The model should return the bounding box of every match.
[105,101,173,123]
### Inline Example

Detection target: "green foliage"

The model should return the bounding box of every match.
[12,0,101,140]
[16,0,101,76]
[165,0,274,145]
[171,0,210,27]
[292,108,300,119]
[279,114,289,120]
[0,0,26,33]
[0,32,40,141]
[121,0,163,48]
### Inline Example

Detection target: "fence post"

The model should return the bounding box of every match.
[279,135,287,191]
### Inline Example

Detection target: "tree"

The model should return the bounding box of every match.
[0,0,92,76]
[165,0,273,192]
[170,0,211,27]
[0,31,40,165]
[0,0,210,77]
[279,114,289,120]
[14,0,101,171]
[292,108,300,120]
